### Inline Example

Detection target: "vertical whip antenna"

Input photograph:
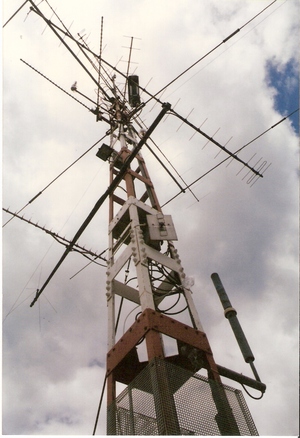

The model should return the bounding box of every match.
[122,36,134,105]
[211,273,261,382]
[96,16,104,120]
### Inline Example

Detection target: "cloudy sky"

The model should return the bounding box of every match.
[2,0,299,436]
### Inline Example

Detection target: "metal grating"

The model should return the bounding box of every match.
[107,358,259,435]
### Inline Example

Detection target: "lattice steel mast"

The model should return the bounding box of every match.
[97,75,262,435]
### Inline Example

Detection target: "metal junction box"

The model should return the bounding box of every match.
[146,213,178,241]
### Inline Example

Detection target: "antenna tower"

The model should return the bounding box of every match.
[97,76,261,436]
[3,1,275,435]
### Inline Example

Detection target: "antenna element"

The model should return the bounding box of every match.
[211,273,262,382]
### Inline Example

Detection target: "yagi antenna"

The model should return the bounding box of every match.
[3,207,107,264]
[24,2,275,186]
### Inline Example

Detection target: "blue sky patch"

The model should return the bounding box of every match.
[266,59,299,134]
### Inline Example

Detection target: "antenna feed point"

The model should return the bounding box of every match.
[162,102,171,111]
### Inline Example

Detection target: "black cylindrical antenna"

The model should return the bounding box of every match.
[211,272,261,381]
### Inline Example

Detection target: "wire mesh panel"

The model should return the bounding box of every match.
[107,359,258,435]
